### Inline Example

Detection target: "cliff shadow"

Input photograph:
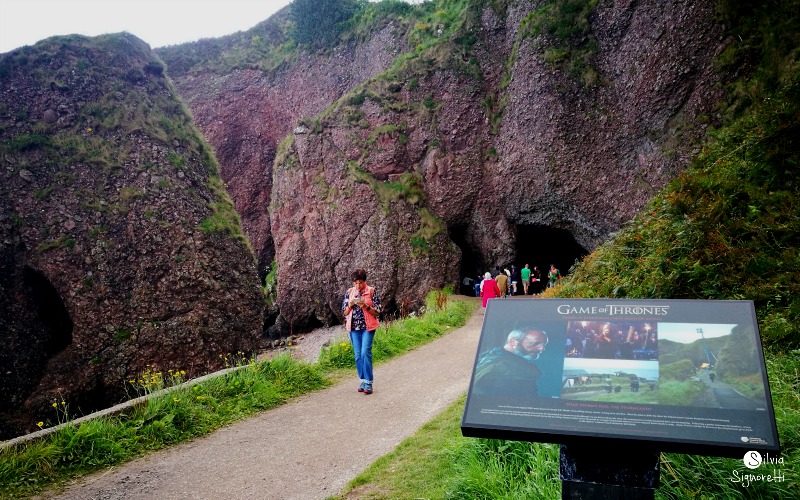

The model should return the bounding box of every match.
[449,224,486,295]
[0,268,74,439]
[24,267,73,355]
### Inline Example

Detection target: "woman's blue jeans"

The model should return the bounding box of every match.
[350,329,375,383]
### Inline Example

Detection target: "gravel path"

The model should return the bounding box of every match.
[41,299,484,500]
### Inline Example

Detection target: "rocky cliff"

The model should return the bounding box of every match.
[158,9,407,280]
[161,0,729,333]
[0,33,264,438]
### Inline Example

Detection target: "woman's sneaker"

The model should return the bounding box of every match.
[358,382,366,392]
[363,383,373,395]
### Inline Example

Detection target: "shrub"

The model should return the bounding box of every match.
[290,0,364,49]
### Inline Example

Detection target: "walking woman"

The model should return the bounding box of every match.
[342,268,381,395]
[480,272,501,308]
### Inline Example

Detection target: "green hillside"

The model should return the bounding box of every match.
[157,0,462,76]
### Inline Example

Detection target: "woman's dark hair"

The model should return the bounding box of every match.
[351,268,367,281]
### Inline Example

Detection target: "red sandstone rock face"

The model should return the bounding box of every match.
[270,122,460,328]
[0,34,263,438]
[165,1,728,332]
[165,23,406,277]
[495,0,726,250]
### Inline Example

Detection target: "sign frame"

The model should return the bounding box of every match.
[461,299,780,459]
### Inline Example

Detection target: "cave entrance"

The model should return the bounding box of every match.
[513,225,588,294]
[449,224,485,296]
[23,267,73,354]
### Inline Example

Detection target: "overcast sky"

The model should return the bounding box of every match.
[656,323,736,344]
[0,0,425,54]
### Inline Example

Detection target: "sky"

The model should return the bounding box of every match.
[0,1,300,53]
[656,323,737,344]
[0,0,424,54]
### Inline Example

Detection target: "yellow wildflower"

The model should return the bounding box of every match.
[37,421,44,428]
[52,402,57,408]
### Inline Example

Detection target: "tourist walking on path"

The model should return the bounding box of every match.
[480,272,501,307]
[342,268,381,394]
[496,270,509,298]
[510,265,519,296]
[547,264,561,288]
[520,264,532,295]
[532,265,542,293]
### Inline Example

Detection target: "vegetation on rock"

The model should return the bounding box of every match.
[289,0,364,48]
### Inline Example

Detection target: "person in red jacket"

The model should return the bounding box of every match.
[480,272,501,308]
[342,268,381,395]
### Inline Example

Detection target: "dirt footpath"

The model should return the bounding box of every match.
[44,301,484,500]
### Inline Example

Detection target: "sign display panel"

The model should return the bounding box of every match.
[461,299,780,458]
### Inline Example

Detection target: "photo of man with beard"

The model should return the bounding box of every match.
[472,328,549,399]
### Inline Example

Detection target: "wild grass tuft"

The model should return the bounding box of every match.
[521,0,601,87]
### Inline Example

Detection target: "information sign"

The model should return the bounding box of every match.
[461,299,780,458]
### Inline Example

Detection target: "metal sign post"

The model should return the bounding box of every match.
[559,445,659,499]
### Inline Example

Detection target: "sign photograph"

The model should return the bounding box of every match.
[461,299,780,458]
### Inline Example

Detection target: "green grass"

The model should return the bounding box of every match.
[331,394,560,500]
[0,290,474,499]
[655,379,706,407]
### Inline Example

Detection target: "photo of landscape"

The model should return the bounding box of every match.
[656,323,769,410]
[561,358,659,404]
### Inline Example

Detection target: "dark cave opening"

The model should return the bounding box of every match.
[23,267,73,355]
[449,224,485,295]
[449,224,587,296]
[513,225,588,294]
